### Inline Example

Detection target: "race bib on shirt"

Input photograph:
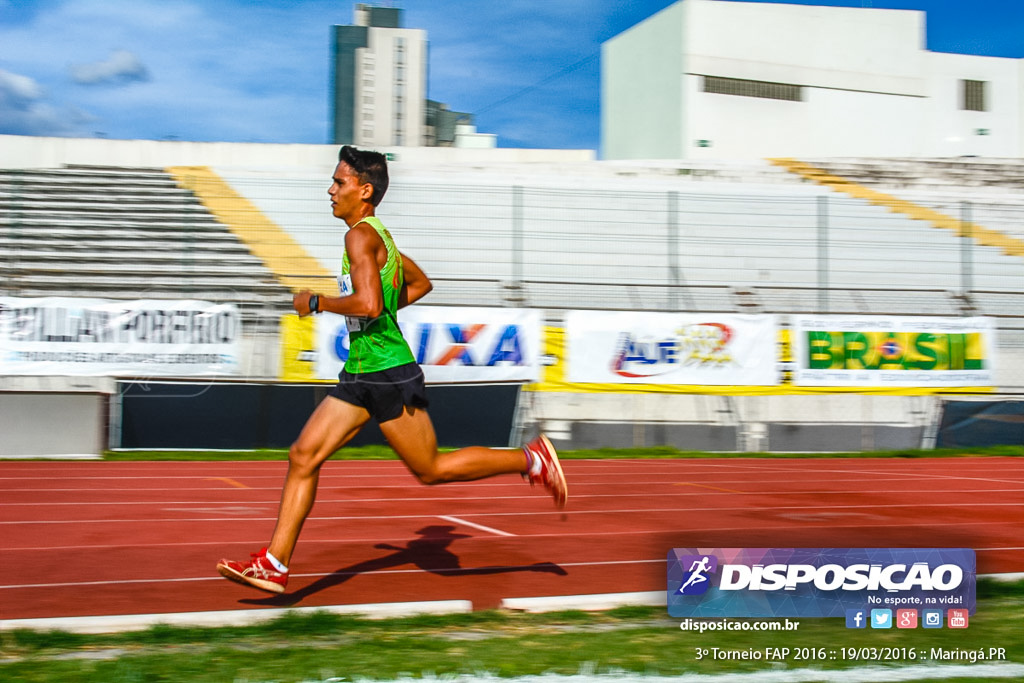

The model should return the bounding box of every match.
[337,273,366,332]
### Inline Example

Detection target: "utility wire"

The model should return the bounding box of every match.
[474,50,600,116]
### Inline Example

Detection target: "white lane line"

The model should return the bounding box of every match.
[9,469,1024,482]
[502,591,664,611]
[680,461,1024,485]
[351,664,1024,682]
[0,601,474,633]
[3,486,1023,506]
[437,515,516,537]
[7,528,1024,554]
[4,473,1023,492]
[0,559,660,590]
[2,560,1022,593]
[4,501,1022,524]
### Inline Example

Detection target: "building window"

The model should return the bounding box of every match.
[702,76,802,102]
[393,37,406,145]
[962,80,987,112]
[394,37,405,83]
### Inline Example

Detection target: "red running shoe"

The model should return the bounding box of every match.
[524,435,568,509]
[216,548,287,594]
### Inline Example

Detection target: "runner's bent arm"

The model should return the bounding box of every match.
[398,252,432,309]
[293,224,384,317]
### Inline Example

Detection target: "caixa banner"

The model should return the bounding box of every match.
[667,548,975,618]
[315,306,542,383]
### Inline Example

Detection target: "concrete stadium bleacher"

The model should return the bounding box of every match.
[4,152,1021,326]
[800,157,1024,192]
[226,168,1020,320]
[770,157,1024,319]
[0,165,293,318]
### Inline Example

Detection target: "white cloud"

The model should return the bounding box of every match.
[70,50,150,85]
[0,68,43,102]
[0,68,73,136]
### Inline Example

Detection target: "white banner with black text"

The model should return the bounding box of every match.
[0,297,241,376]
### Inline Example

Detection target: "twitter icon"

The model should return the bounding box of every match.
[871,609,893,629]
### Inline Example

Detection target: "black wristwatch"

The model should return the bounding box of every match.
[309,294,320,314]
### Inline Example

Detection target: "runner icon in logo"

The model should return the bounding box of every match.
[677,555,717,595]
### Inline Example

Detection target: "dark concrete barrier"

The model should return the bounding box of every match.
[936,400,1024,448]
[116,381,521,450]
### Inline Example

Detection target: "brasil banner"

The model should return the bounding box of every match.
[791,316,996,387]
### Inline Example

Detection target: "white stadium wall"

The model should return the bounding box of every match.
[924,51,1023,158]
[602,0,1024,160]
[0,377,113,458]
[683,0,927,93]
[684,75,930,159]
[0,134,593,170]
[601,1,687,159]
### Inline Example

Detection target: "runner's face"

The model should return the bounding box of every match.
[328,161,371,219]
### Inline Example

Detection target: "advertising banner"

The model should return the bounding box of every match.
[565,311,778,385]
[668,547,976,619]
[312,306,542,383]
[0,297,240,377]
[792,316,996,387]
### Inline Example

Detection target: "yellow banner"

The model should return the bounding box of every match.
[277,319,992,395]
[278,314,329,382]
[523,327,991,396]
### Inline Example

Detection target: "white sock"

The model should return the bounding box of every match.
[524,447,541,475]
[265,550,288,573]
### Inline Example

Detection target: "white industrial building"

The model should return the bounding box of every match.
[601,0,1024,159]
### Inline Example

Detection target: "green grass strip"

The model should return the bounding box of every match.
[2,587,1022,682]
[101,444,1024,462]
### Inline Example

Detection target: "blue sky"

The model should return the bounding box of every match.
[0,0,1021,151]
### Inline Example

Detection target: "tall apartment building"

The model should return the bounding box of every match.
[331,4,494,148]
[331,5,427,147]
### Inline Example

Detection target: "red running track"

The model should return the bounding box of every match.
[1,457,1022,621]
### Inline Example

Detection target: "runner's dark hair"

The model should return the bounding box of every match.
[339,145,389,206]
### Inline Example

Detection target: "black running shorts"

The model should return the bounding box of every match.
[327,362,429,423]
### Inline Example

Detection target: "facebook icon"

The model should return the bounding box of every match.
[846,609,867,629]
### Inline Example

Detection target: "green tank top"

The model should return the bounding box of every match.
[339,216,415,373]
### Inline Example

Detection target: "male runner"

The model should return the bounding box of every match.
[217,146,566,594]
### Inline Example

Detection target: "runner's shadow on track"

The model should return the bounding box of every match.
[240,525,567,607]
